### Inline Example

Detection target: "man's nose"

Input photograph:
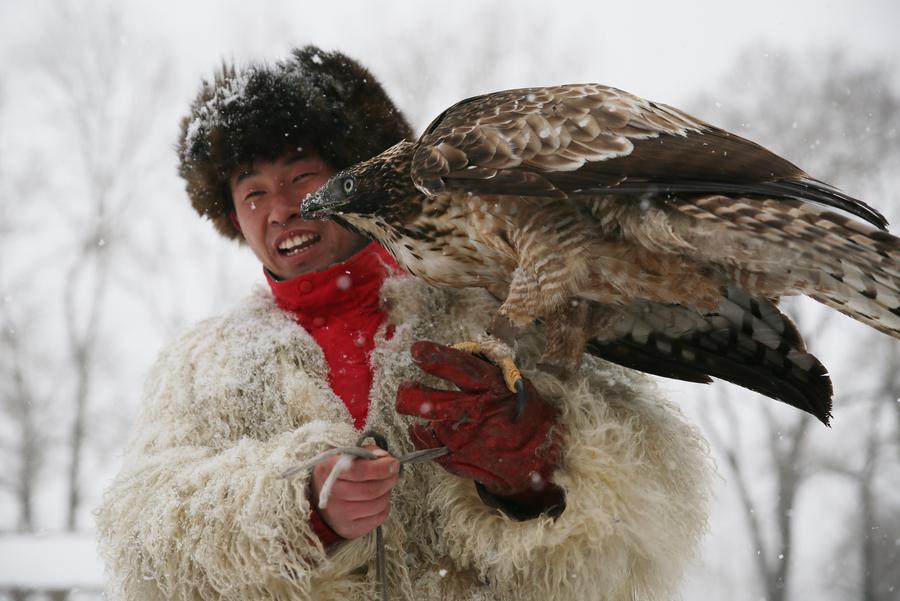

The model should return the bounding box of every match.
[269,186,301,225]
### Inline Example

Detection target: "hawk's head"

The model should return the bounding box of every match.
[300,141,421,234]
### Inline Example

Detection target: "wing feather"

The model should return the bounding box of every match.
[411,84,887,228]
[588,290,833,424]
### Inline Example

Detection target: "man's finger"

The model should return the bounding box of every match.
[328,472,400,501]
[344,490,393,519]
[396,382,472,420]
[337,454,400,482]
[410,341,502,392]
[344,505,392,539]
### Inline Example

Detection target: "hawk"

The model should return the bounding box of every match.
[300,83,900,425]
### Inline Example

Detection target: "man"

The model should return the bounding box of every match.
[97,46,712,601]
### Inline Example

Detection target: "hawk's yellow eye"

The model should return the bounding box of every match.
[343,178,355,194]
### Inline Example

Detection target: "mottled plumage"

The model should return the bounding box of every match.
[301,83,900,424]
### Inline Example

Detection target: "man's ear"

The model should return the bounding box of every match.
[229,211,244,238]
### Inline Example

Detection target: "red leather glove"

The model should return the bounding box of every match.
[396,341,565,500]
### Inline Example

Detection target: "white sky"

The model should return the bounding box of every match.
[3,0,899,108]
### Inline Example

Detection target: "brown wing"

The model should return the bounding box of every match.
[586,289,833,424]
[410,83,887,229]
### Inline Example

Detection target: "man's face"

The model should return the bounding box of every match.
[230,152,370,280]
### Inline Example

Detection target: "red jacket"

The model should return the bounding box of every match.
[266,242,401,545]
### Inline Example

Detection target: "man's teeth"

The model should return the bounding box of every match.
[278,233,320,255]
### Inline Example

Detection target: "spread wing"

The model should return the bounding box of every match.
[410,83,887,229]
[586,289,833,424]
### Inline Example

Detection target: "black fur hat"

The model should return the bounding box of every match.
[178,45,413,240]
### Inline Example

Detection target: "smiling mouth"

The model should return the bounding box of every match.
[278,233,321,256]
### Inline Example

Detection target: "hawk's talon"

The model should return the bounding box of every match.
[497,357,522,395]
[514,379,528,422]
[450,338,525,418]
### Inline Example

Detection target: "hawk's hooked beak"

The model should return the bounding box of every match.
[299,179,346,220]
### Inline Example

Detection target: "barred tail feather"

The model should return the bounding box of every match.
[807,289,900,339]
[673,195,900,341]
[790,242,900,340]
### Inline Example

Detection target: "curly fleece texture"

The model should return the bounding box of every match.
[96,277,712,600]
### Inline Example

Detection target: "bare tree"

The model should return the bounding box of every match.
[0,311,48,533]
[886,342,900,460]
[691,47,900,601]
[31,0,173,530]
[0,272,43,535]
[690,47,900,197]
[371,3,592,129]
[815,343,900,601]
[698,348,816,601]
[0,85,52,533]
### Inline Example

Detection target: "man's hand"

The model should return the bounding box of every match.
[310,444,400,540]
[396,341,564,498]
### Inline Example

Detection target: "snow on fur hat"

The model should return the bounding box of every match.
[178,45,413,240]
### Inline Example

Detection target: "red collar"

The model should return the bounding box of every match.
[266,242,402,320]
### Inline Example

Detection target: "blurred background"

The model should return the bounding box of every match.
[0,0,898,599]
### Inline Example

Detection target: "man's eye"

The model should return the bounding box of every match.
[244,190,263,203]
[293,172,315,183]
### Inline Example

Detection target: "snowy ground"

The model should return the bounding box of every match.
[0,534,104,598]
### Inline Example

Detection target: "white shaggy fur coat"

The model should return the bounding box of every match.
[96,276,712,600]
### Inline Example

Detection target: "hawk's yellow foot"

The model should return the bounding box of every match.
[450,337,528,420]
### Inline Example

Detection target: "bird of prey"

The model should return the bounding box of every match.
[300,83,900,425]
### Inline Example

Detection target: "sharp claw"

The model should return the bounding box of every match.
[450,338,525,419]
[513,379,527,421]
